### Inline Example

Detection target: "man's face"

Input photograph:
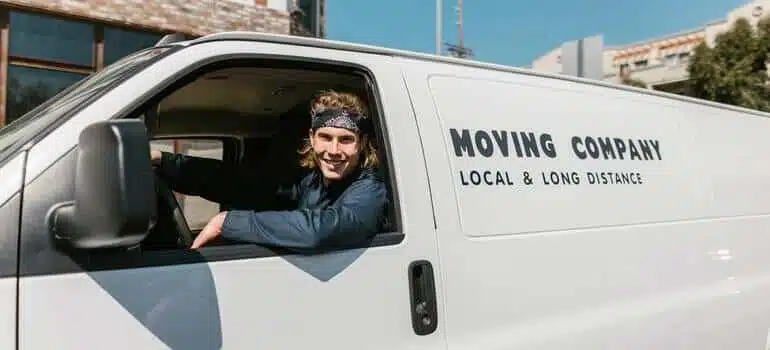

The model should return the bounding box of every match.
[310,126,361,182]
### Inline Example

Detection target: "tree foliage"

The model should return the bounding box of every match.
[687,17,770,111]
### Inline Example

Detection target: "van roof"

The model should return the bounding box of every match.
[183,31,770,119]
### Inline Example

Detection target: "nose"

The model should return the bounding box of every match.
[327,139,341,155]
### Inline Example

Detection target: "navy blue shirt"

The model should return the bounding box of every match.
[157,152,389,252]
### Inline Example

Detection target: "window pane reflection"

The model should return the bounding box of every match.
[104,27,162,66]
[9,11,94,66]
[6,65,86,124]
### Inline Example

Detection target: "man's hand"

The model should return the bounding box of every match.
[150,149,162,166]
[191,211,228,249]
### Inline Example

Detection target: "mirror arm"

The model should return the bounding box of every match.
[46,201,76,248]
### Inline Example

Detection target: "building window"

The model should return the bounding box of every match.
[9,11,94,67]
[293,0,320,37]
[6,65,86,124]
[663,53,677,66]
[619,63,630,75]
[104,27,162,66]
[0,9,167,127]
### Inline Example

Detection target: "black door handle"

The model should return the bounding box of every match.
[408,260,438,335]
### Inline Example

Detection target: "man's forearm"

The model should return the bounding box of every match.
[219,176,388,251]
[157,152,245,204]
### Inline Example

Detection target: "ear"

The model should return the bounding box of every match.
[308,128,315,147]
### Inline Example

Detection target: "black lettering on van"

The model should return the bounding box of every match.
[638,140,654,160]
[520,132,539,157]
[470,171,481,185]
[460,171,469,185]
[510,132,524,157]
[650,140,662,160]
[597,137,616,159]
[450,128,475,157]
[475,131,494,157]
[613,138,627,160]
[541,133,557,158]
[628,139,642,160]
[585,137,600,158]
[459,169,516,186]
[483,171,494,185]
[491,130,509,157]
[572,136,586,159]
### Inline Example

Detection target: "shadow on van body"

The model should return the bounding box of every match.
[82,252,223,350]
[283,246,368,282]
[79,244,370,349]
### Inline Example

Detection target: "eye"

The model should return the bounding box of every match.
[339,136,356,144]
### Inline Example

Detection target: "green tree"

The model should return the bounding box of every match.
[687,17,770,111]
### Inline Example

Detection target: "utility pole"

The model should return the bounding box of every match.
[444,0,473,59]
[436,0,442,55]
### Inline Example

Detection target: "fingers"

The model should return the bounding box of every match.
[190,222,213,249]
[150,149,162,165]
[190,236,204,250]
[190,212,226,249]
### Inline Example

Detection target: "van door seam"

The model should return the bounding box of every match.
[15,149,28,350]
[399,69,437,230]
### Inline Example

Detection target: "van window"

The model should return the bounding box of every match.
[149,138,224,231]
[134,57,400,260]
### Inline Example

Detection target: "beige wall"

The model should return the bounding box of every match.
[530,47,561,72]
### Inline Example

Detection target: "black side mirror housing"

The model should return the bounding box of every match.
[49,119,157,250]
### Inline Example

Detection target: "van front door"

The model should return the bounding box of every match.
[17,39,445,350]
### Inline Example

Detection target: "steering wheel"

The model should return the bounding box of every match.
[152,171,195,248]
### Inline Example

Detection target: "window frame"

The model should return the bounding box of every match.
[64,53,404,272]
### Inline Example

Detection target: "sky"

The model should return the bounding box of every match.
[325,0,751,67]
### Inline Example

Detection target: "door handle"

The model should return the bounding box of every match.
[408,260,438,335]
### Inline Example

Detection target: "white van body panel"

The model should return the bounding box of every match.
[0,152,21,349]
[0,278,15,350]
[20,41,445,350]
[400,57,770,349]
[0,153,20,350]
[0,152,25,207]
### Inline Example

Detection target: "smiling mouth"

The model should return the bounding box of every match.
[323,159,345,167]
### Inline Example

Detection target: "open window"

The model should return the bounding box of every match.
[131,57,401,257]
[149,138,226,231]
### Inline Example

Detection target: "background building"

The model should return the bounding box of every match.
[0,0,325,128]
[531,0,769,94]
[291,0,326,38]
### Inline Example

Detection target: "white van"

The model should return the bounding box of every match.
[1,31,769,350]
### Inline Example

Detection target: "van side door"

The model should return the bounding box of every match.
[18,39,446,350]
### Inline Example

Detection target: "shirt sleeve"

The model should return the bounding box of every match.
[219,174,388,251]
[157,151,297,209]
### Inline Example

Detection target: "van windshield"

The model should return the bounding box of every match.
[0,46,175,164]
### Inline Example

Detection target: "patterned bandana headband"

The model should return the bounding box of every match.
[310,108,367,134]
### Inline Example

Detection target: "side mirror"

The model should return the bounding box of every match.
[48,119,157,250]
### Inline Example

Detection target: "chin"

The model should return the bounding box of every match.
[320,169,344,181]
